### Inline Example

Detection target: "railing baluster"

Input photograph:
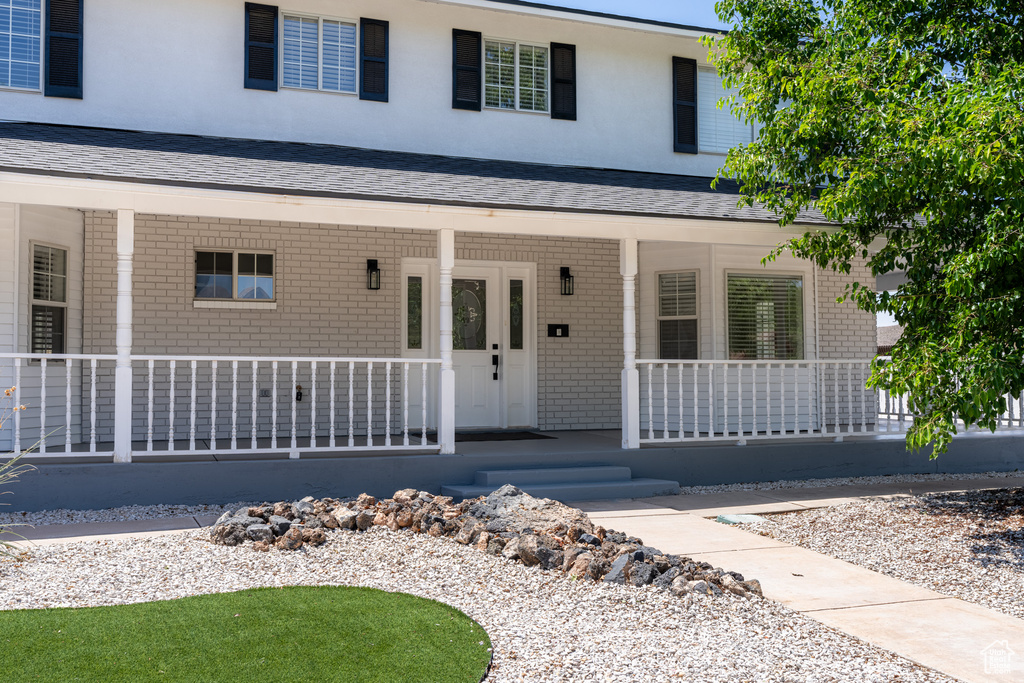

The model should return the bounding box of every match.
[723,363,729,438]
[737,363,744,440]
[271,360,279,449]
[65,359,73,452]
[39,358,46,453]
[189,360,197,451]
[846,362,853,435]
[168,361,176,451]
[210,360,218,448]
[751,363,757,437]
[348,362,355,448]
[805,362,812,434]
[780,364,786,437]
[646,363,654,440]
[13,363,21,453]
[146,359,155,451]
[692,362,698,438]
[385,361,393,447]
[89,358,97,452]
[310,361,318,448]
[329,361,337,449]
[708,363,715,438]
[366,362,374,448]
[677,364,683,441]
[764,364,771,436]
[860,362,867,434]
[251,361,258,450]
[833,362,840,435]
[402,362,410,447]
[662,363,669,440]
[421,362,428,446]
[290,361,298,452]
[231,360,239,451]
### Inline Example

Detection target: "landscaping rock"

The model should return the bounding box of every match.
[207,486,761,602]
[246,524,274,544]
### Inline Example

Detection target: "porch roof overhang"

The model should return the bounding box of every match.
[0,122,829,244]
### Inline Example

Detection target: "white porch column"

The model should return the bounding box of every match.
[621,238,640,449]
[113,209,134,463]
[438,229,456,454]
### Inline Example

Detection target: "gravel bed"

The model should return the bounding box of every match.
[0,527,952,682]
[4,469,1021,529]
[677,469,1023,496]
[0,501,260,527]
[746,488,1024,620]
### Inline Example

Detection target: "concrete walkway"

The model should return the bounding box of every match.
[577,475,1024,683]
[9,475,1024,681]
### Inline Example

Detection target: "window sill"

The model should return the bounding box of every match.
[0,85,41,94]
[483,106,550,116]
[193,300,278,310]
[281,85,357,97]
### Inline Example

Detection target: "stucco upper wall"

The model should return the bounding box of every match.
[1,0,726,176]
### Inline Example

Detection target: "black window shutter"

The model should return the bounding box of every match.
[673,57,697,153]
[245,3,278,91]
[550,42,576,121]
[452,29,481,111]
[44,0,83,99]
[360,18,388,102]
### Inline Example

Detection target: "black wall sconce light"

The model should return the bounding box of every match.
[560,267,574,296]
[367,259,381,290]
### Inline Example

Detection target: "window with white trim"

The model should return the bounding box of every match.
[484,39,548,112]
[195,251,274,301]
[698,68,754,154]
[727,273,803,360]
[1,0,42,91]
[31,243,67,354]
[657,272,698,359]
[282,13,357,93]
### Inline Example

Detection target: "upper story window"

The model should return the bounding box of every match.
[484,40,548,113]
[673,58,754,155]
[282,14,357,93]
[195,251,274,301]
[1,0,83,98]
[244,3,387,101]
[453,29,576,121]
[1,0,42,91]
[31,243,67,354]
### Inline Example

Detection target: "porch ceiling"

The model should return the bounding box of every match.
[0,122,827,225]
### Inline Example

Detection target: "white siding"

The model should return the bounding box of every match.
[2,0,729,177]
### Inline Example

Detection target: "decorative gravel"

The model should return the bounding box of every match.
[746,489,1024,621]
[676,469,1023,496]
[0,527,953,682]
[0,501,260,527]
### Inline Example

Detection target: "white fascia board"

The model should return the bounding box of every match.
[0,171,817,247]
[417,0,718,39]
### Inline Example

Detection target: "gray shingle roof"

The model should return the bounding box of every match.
[0,122,825,224]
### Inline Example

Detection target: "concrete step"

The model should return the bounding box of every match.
[473,465,633,487]
[441,477,681,502]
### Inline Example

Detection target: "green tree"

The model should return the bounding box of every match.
[704,0,1024,454]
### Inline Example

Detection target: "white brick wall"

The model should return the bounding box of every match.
[816,259,877,359]
[83,214,624,434]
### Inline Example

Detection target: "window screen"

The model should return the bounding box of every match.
[698,68,753,154]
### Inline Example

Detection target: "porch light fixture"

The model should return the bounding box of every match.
[560,267,574,296]
[367,259,381,290]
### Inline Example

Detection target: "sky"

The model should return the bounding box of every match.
[542,0,729,30]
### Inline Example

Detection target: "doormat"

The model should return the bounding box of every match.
[426,431,556,443]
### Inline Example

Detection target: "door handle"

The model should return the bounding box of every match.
[492,354,499,380]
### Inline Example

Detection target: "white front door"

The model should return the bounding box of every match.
[402,259,536,430]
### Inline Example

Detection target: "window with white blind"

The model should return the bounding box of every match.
[1,0,42,91]
[657,272,698,359]
[31,243,67,354]
[484,39,548,112]
[698,68,753,154]
[282,13,357,93]
[727,274,803,360]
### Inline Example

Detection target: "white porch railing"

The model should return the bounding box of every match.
[0,353,442,458]
[0,353,118,456]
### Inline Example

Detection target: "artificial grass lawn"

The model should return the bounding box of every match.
[0,586,491,682]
